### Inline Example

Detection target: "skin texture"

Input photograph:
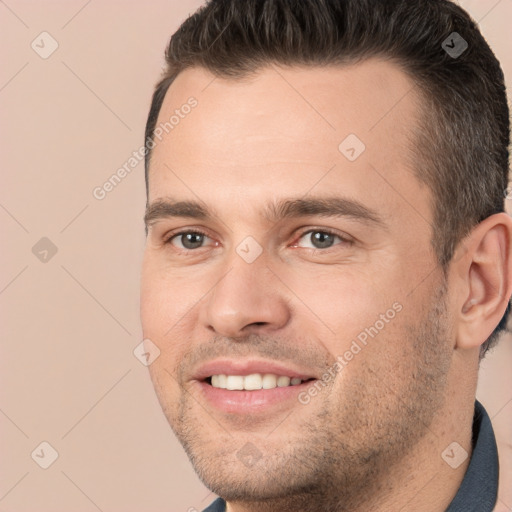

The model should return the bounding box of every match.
[140,60,512,512]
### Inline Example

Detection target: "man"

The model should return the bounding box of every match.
[140,0,511,510]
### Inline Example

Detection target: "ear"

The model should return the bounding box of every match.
[454,212,512,350]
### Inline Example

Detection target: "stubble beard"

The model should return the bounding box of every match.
[161,282,452,512]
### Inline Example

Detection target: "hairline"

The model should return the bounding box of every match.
[145,57,431,193]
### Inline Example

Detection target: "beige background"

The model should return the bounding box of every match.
[0,1,510,511]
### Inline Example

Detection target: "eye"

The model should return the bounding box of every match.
[165,230,214,250]
[163,228,352,253]
[294,229,352,250]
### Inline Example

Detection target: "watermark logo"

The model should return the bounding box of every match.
[31,441,59,469]
[338,133,366,162]
[236,442,263,468]
[441,441,468,469]
[31,31,59,59]
[442,32,468,59]
[32,237,58,263]
[236,236,263,264]
[133,338,160,366]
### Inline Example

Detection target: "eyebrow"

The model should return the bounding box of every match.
[144,196,386,229]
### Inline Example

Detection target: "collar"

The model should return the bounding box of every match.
[445,400,499,511]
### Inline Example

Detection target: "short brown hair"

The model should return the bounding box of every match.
[144,0,510,356]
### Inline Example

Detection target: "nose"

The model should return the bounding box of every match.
[199,256,291,339]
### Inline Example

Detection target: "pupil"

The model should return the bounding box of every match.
[183,233,203,249]
[312,232,333,249]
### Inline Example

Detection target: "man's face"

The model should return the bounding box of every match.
[141,60,454,506]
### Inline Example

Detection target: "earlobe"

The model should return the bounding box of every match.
[455,213,512,350]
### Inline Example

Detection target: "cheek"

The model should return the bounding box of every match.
[141,266,184,413]
[140,265,165,337]
[140,256,198,373]
[140,254,187,334]
[286,267,400,347]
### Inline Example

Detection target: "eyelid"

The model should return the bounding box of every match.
[164,226,354,252]
[291,227,354,248]
[164,228,213,248]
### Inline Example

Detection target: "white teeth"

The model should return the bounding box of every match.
[226,375,244,390]
[276,376,290,387]
[244,373,262,390]
[262,374,277,389]
[217,374,227,388]
[209,373,308,390]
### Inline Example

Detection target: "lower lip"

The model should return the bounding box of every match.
[195,380,317,414]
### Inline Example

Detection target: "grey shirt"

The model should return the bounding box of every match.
[202,400,499,512]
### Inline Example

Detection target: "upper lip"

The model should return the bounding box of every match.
[193,359,318,381]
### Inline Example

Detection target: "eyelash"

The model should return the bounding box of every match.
[164,228,353,253]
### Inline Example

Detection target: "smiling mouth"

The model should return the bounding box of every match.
[204,373,316,390]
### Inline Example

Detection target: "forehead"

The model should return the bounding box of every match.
[148,59,429,225]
